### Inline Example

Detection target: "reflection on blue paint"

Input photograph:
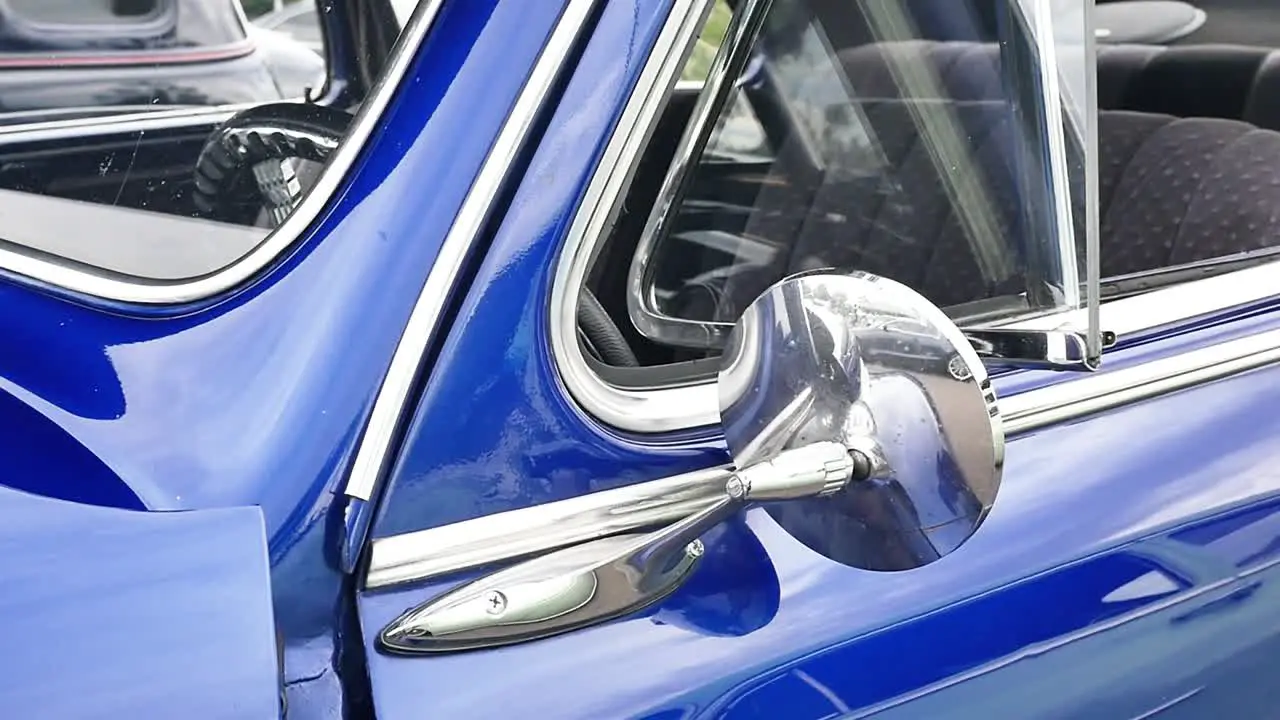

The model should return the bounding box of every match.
[711,497,1280,719]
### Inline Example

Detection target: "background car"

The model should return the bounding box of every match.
[0,0,323,121]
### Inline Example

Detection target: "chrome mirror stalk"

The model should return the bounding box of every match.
[379,441,863,654]
[380,270,1007,654]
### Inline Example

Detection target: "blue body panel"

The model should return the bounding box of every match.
[0,485,279,718]
[357,0,1280,718]
[0,0,1276,717]
[0,0,566,715]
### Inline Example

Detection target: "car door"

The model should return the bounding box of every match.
[353,0,1280,717]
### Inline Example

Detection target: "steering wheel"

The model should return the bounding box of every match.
[193,102,641,367]
[192,102,354,228]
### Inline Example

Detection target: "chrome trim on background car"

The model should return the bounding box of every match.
[344,0,604,504]
[0,0,447,304]
[549,0,1280,435]
[367,325,1280,590]
[0,102,252,141]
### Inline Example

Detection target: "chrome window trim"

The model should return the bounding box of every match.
[624,0,1089,352]
[551,0,724,433]
[0,0,446,305]
[368,324,1280,590]
[549,0,1280,435]
[623,0,768,351]
[343,0,603,503]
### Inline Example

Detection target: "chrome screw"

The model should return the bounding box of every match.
[685,539,705,558]
[483,590,507,616]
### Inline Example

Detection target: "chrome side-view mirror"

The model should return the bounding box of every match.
[379,271,1004,654]
[719,270,1003,570]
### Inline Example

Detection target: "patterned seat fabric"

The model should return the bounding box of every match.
[685,41,1280,323]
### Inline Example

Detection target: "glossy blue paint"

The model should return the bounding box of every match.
[361,352,1280,718]
[0,0,1276,715]
[0,0,569,716]
[356,1,1280,718]
[0,485,279,718]
[368,0,1280,536]
[372,0,726,540]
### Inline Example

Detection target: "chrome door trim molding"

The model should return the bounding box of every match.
[344,0,603,503]
[366,325,1280,590]
[367,464,729,589]
[0,0,447,305]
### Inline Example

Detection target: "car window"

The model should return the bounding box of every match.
[579,0,1089,368]
[0,0,401,286]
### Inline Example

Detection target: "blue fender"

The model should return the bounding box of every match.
[0,486,280,719]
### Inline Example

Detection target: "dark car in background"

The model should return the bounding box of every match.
[0,0,323,122]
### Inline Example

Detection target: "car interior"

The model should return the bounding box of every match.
[579,0,1280,373]
[0,0,390,281]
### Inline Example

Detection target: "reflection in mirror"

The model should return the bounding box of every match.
[0,0,405,284]
[718,270,1004,571]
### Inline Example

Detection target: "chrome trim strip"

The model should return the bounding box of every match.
[0,0,447,304]
[999,328,1280,432]
[367,465,729,589]
[367,326,1280,589]
[0,104,246,141]
[1081,0,1103,361]
[344,0,601,502]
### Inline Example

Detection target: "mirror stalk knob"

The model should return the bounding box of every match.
[733,440,860,501]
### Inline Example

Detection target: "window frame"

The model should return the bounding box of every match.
[550,0,1280,435]
[627,0,1091,353]
[0,0,443,306]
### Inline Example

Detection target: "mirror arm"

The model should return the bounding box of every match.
[379,441,863,654]
[963,327,1117,371]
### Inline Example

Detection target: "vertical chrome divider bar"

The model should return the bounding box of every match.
[1083,0,1103,363]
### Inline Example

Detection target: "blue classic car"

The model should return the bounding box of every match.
[3,0,1280,717]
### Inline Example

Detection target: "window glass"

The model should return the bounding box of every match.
[582,0,1088,368]
[682,0,731,82]
[0,0,404,282]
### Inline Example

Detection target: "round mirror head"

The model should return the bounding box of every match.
[717,270,1004,571]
